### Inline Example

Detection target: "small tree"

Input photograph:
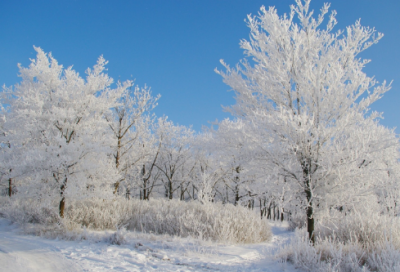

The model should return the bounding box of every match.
[216,0,398,243]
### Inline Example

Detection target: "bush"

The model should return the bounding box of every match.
[317,211,400,252]
[368,242,400,272]
[0,196,59,225]
[66,197,271,244]
[0,196,271,244]
[278,213,400,272]
[277,229,370,272]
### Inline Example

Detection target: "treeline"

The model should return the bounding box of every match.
[0,48,279,219]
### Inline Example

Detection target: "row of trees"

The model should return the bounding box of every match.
[1,0,399,243]
[0,48,251,213]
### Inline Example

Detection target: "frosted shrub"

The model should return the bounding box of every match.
[67,197,271,244]
[278,213,400,272]
[107,228,129,245]
[277,229,370,272]
[0,196,59,225]
[0,196,271,244]
[133,200,270,243]
[317,212,400,252]
[368,242,400,272]
[287,211,307,231]
[281,229,325,271]
[65,198,134,230]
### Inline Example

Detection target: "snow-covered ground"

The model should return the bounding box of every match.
[0,218,298,272]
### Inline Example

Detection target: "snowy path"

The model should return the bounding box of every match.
[0,222,81,272]
[0,219,298,272]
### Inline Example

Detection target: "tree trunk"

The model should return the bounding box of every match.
[248,198,254,209]
[168,180,173,199]
[262,199,267,218]
[59,197,66,218]
[180,187,185,200]
[116,137,121,169]
[234,186,239,206]
[113,136,122,195]
[305,188,315,244]
[8,178,12,197]
[142,165,147,200]
[303,162,315,244]
[143,181,147,200]
[164,181,168,198]
[8,169,12,197]
[234,166,241,206]
[59,179,67,218]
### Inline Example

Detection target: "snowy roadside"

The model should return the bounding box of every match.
[0,218,298,272]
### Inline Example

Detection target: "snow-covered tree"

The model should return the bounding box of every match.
[2,47,130,217]
[0,105,13,197]
[106,83,160,194]
[127,122,162,200]
[216,0,399,242]
[210,119,254,205]
[155,118,196,200]
[188,132,228,203]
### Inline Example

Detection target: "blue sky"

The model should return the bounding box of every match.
[1,0,399,132]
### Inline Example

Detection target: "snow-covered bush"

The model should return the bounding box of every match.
[277,229,370,272]
[64,198,134,230]
[317,211,400,252]
[67,197,271,244]
[277,213,400,272]
[368,242,400,272]
[0,196,59,225]
[0,196,271,244]
[287,211,307,231]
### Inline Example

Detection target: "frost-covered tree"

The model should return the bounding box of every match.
[210,119,292,217]
[2,47,130,217]
[127,120,162,200]
[210,119,255,205]
[106,83,160,194]
[0,105,13,197]
[188,132,229,202]
[155,118,196,200]
[216,0,399,242]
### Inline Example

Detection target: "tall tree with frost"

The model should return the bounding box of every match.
[216,0,398,242]
[2,47,130,217]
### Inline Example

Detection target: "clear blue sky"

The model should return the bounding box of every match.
[1,0,399,132]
